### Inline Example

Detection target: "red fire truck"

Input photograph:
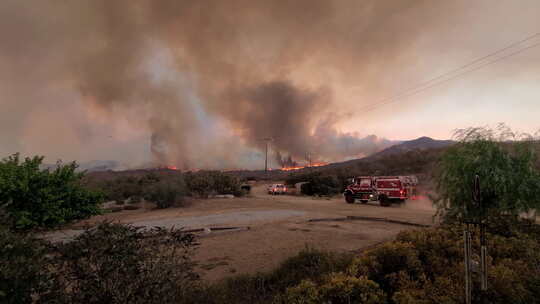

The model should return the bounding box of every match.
[344,175,417,207]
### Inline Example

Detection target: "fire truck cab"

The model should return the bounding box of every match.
[343,176,375,204]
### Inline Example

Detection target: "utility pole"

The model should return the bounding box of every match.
[306,152,313,172]
[262,137,273,172]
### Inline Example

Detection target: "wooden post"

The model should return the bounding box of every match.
[464,226,472,304]
[480,224,488,291]
[475,175,488,294]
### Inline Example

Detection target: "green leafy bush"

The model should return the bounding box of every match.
[49,222,199,303]
[0,154,103,229]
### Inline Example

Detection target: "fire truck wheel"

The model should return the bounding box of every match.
[345,194,355,204]
[379,196,391,207]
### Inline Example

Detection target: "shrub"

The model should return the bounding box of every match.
[89,172,161,203]
[272,248,354,287]
[197,248,354,304]
[282,274,386,304]
[351,224,540,304]
[353,242,423,298]
[185,171,214,197]
[185,171,243,198]
[279,280,320,303]
[49,222,199,303]
[0,224,53,303]
[0,154,103,229]
[145,177,186,208]
[287,172,341,196]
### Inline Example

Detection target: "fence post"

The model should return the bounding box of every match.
[464,226,472,304]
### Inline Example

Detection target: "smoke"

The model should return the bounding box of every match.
[2,0,536,168]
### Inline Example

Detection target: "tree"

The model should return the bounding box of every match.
[434,125,540,222]
[0,153,103,229]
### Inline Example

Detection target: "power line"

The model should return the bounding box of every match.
[358,32,540,113]
[362,41,540,113]
[397,33,540,92]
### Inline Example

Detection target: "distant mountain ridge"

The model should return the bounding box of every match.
[311,136,454,172]
[368,136,455,159]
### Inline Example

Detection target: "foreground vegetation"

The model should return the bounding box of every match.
[3,218,539,303]
[1,222,199,303]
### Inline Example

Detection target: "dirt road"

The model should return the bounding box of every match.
[45,183,437,281]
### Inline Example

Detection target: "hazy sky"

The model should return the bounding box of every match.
[339,1,540,140]
[0,0,539,168]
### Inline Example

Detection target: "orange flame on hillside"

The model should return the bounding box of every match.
[281,162,328,171]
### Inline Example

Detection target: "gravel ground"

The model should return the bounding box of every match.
[43,209,306,243]
[42,182,438,280]
[134,210,306,229]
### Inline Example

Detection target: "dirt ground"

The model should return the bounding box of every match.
[46,183,438,281]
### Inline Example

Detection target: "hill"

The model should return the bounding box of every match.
[368,136,454,159]
[312,136,453,171]
[226,137,454,181]
[79,137,455,181]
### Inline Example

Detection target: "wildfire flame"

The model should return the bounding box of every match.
[281,162,328,171]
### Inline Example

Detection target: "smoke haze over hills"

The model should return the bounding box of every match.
[1,0,539,169]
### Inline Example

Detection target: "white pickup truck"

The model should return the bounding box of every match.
[267,184,287,195]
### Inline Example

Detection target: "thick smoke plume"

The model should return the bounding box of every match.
[2,0,513,168]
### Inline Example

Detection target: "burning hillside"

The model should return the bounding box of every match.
[281,162,329,171]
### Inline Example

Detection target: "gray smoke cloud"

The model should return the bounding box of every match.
[1,0,537,168]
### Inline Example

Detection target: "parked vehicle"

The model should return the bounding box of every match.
[268,184,287,195]
[344,175,417,206]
